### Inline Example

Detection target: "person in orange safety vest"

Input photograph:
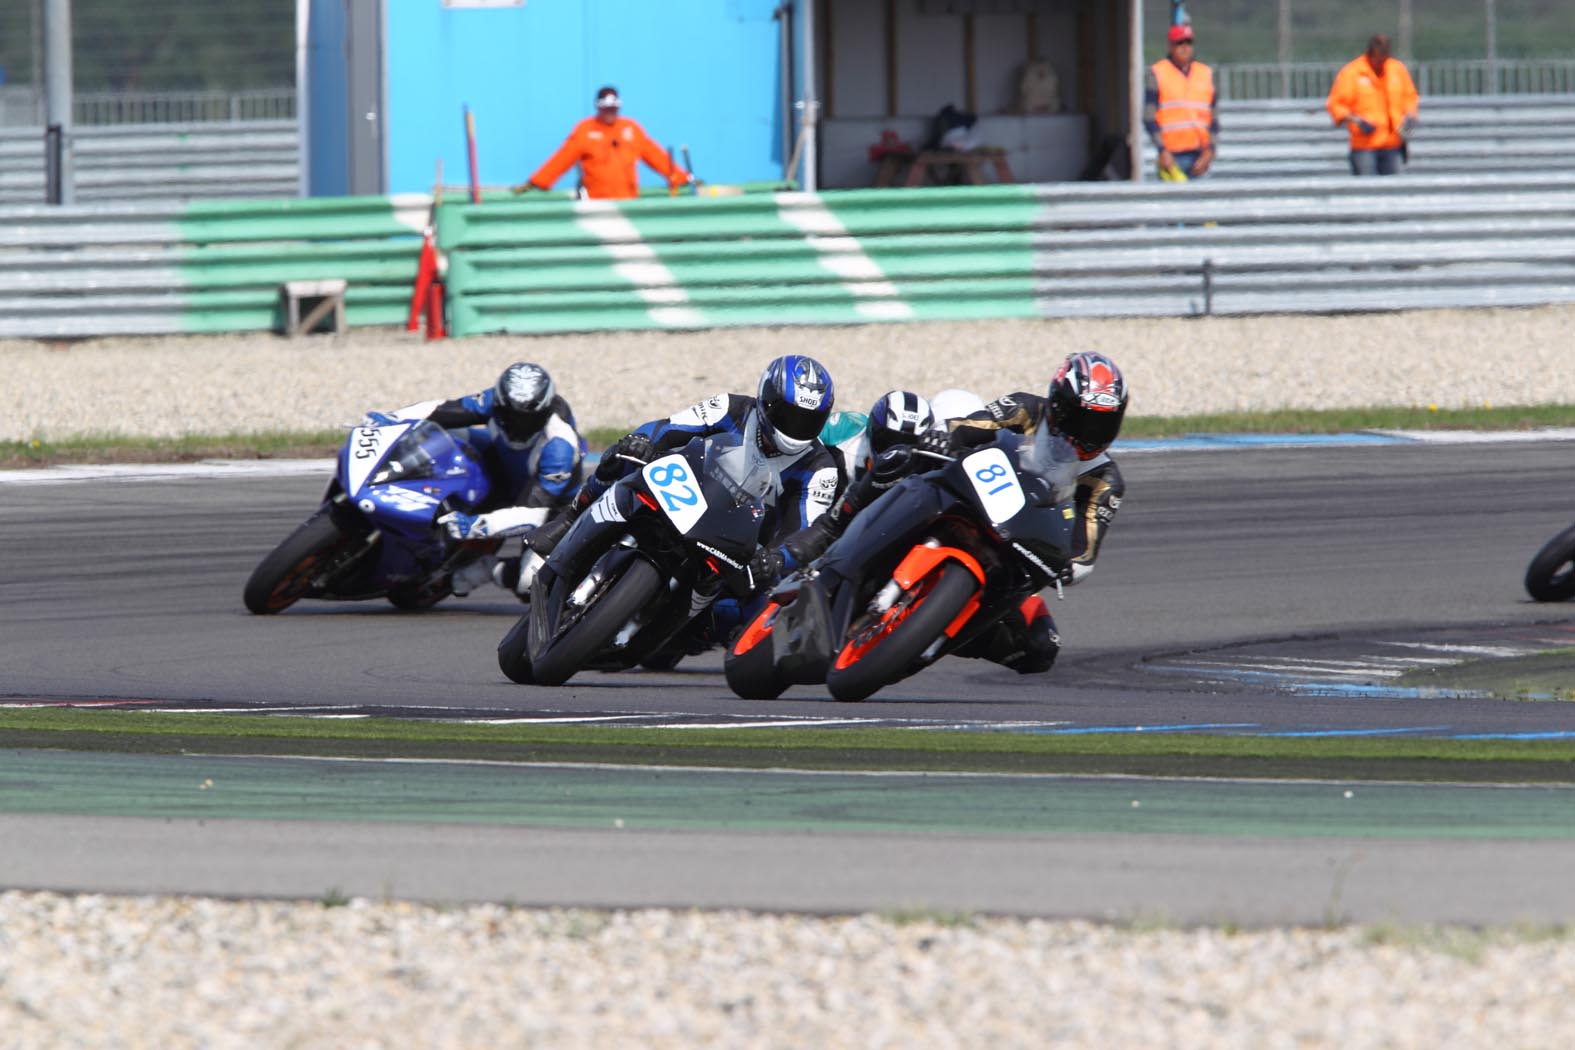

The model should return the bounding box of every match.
[1143,23,1216,180]
[1327,34,1419,176]
[513,86,691,200]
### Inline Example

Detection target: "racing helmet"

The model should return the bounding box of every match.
[929,388,987,424]
[754,355,835,456]
[493,362,556,443]
[1046,351,1128,459]
[867,390,936,456]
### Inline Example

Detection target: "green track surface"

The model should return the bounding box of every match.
[3,709,1575,782]
[5,749,1574,838]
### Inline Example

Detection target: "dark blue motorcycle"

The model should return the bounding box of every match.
[244,419,496,614]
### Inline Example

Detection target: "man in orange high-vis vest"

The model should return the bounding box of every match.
[1143,23,1217,179]
[1327,34,1419,176]
[513,86,691,200]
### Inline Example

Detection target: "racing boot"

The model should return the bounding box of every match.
[492,548,545,604]
[527,486,596,558]
[449,553,498,597]
[999,595,1059,675]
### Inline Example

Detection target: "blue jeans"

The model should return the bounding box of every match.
[1349,148,1404,176]
[1171,150,1203,177]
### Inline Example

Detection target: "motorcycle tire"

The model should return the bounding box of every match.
[530,558,663,687]
[497,609,536,684]
[386,581,451,611]
[825,562,978,702]
[243,510,354,615]
[724,603,789,700]
[1525,523,1575,602]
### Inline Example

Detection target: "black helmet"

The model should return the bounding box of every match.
[754,355,834,455]
[1047,351,1128,459]
[493,362,556,443]
[867,390,936,456]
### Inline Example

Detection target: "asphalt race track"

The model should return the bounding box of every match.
[5,439,1575,921]
[5,440,1575,731]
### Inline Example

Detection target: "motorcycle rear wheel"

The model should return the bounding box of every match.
[1525,523,1575,602]
[530,558,663,686]
[243,510,354,615]
[825,562,977,702]
[724,602,789,700]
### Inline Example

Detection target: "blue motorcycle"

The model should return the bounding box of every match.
[244,419,496,614]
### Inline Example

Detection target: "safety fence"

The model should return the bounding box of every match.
[1216,59,1575,101]
[1142,94,1575,181]
[0,87,298,128]
[0,195,426,339]
[7,175,1575,341]
[436,173,1575,335]
[0,121,299,206]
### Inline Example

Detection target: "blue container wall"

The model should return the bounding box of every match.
[305,0,349,196]
[385,0,784,195]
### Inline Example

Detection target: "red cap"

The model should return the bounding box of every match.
[1168,24,1194,45]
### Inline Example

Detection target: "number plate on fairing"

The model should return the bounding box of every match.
[643,454,708,534]
[962,447,1025,524]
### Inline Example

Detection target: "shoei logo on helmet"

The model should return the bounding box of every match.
[1080,356,1123,410]
[789,358,830,409]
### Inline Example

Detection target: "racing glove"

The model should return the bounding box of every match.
[594,433,655,483]
[912,428,957,462]
[439,506,550,541]
[746,545,784,594]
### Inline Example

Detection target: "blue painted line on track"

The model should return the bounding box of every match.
[1253,726,1455,738]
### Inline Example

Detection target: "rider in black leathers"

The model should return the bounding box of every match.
[774,353,1130,674]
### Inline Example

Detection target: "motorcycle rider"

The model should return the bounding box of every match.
[942,350,1130,673]
[365,362,586,596]
[528,355,842,596]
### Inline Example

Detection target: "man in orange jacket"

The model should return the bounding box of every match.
[1327,34,1419,176]
[1143,22,1216,179]
[514,86,691,200]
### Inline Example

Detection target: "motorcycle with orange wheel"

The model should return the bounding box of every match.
[725,431,1081,701]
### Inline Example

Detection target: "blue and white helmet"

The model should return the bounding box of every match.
[867,390,936,455]
[755,355,835,455]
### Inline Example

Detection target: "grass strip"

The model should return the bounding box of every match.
[3,707,1574,782]
[9,405,1575,469]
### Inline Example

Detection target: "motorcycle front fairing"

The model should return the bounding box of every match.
[334,420,491,584]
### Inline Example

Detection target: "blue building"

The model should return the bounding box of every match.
[301,0,1143,197]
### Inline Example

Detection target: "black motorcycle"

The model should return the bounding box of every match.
[725,430,1081,701]
[498,431,777,685]
[1525,521,1575,602]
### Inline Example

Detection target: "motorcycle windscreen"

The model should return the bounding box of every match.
[987,430,1078,563]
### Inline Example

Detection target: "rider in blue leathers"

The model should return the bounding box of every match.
[367,362,585,595]
[524,355,842,658]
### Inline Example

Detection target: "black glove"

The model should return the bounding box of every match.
[870,444,913,488]
[747,545,783,593]
[595,432,653,482]
[1350,116,1376,135]
[913,428,956,461]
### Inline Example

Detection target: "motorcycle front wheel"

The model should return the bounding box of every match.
[497,610,535,684]
[825,562,978,702]
[1525,523,1575,602]
[724,601,789,700]
[530,558,663,686]
[243,510,358,615]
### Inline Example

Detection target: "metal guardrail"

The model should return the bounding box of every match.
[1216,60,1575,101]
[0,121,300,205]
[0,196,426,339]
[437,175,1575,334]
[0,87,297,127]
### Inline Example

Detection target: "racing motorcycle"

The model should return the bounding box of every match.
[243,417,497,614]
[1525,520,1575,602]
[497,430,776,686]
[725,430,1082,701]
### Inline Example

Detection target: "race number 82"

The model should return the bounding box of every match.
[642,454,709,534]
